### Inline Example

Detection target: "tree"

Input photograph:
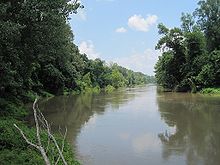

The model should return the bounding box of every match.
[0,1,26,98]
[154,52,177,89]
[181,13,197,33]
[194,0,220,51]
[0,0,150,99]
[180,30,206,91]
[0,0,82,97]
[89,58,108,88]
[196,50,220,87]
[110,69,126,88]
[155,24,186,90]
[154,0,220,92]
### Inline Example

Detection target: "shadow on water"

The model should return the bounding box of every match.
[157,92,220,165]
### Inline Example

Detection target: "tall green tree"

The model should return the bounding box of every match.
[194,0,220,51]
[155,0,220,91]
[0,0,82,96]
[155,24,186,90]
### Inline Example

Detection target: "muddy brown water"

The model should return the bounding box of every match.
[32,85,220,165]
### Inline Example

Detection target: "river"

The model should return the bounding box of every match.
[36,85,220,165]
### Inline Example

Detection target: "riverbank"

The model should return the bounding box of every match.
[156,86,220,96]
[1,81,154,164]
[0,84,143,165]
[200,87,220,95]
[0,98,80,165]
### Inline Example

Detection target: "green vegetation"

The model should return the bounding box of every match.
[154,0,220,93]
[0,0,153,100]
[105,85,116,93]
[200,88,220,95]
[0,118,80,165]
[0,0,155,164]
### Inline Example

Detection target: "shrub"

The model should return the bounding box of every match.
[105,85,115,93]
[0,118,80,165]
[200,88,220,95]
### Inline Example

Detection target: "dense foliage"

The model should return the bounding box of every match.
[0,0,154,164]
[0,0,152,101]
[0,118,80,165]
[154,0,220,92]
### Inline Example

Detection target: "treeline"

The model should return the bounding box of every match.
[155,0,220,92]
[0,1,154,164]
[0,0,153,105]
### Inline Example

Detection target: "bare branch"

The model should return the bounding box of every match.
[37,111,51,153]
[55,127,67,165]
[14,98,69,165]
[49,130,68,165]
[34,98,68,165]
[14,123,51,165]
[34,99,52,165]
[13,124,39,150]
[38,110,52,153]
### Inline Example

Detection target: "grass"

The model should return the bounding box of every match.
[0,118,80,165]
[200,87,220,95]
[0,96,80,165]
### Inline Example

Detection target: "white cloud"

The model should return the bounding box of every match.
[79,41,100,59]
[113,49,161,75]
[115,27,127,33]
[128,14,158,32]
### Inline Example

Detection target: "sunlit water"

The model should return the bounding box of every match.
[35,85,220,165]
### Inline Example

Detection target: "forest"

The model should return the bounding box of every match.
[0,0,154,102]
[0,0,154,164]
[155,0,220,93]
[1,0,219,164]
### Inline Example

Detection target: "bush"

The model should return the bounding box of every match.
[200,88,220,95]
[105,85,115,93]
[93,86,101,94]
[0,99,27,118]
[0,119,44,164]
[0,118,80,165]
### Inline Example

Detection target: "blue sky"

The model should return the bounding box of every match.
[70,0,199,75]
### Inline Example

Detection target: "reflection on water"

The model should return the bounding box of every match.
[157,92,220,165]
[32,85,220,165]
[34,88,136,143]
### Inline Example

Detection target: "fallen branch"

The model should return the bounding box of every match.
[14,98,68,165]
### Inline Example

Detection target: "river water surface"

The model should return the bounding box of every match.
[37,85,220,165]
